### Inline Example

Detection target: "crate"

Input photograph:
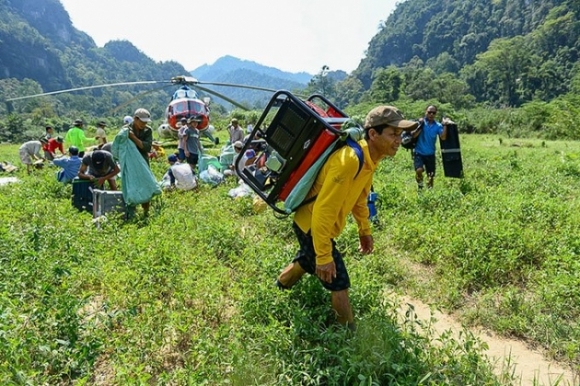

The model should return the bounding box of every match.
[92,189,126,218]
[72,179,94,213]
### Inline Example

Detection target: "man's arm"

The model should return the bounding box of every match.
[78,162,93,180]
[128,128,152,153]
[311,154,359,266]
[351,183,372,236]
[183,130,191,156]
[168,168,176,186]
[440,118,450,141]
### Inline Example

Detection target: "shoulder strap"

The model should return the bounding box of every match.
[294,138,365,211]
[345,137,364,179]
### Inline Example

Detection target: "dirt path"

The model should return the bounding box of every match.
[394,295,578,386]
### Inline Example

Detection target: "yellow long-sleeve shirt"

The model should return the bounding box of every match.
[293,139,377,265]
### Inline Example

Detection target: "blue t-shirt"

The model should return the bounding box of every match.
[415,120,443,156]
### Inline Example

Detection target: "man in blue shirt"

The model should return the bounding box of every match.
[53,146,83,183]
[412,105,449,189]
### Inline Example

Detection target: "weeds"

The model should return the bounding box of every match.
[1,136,579,384]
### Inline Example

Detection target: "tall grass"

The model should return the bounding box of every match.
[0,134,578,384]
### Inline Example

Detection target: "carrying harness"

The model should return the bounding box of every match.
[288,136,365,213]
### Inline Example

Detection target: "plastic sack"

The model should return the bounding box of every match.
[228,182,252,198]
[112,128,161,205]
[198,154,222,173]
[199,164,224,186]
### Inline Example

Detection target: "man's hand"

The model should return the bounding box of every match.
[358,235,374,254]
[316,261,336,283]
[442,117,451,125]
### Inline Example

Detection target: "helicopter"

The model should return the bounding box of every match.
[5,75,276,142]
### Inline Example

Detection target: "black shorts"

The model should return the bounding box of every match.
[186,153,199,166]
[413,153,436,175]
[292,222,350,291]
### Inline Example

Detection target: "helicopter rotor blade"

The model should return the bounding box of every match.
[109,84,174,114]
[197,81,277,93]
[5,80,168,102]
[195,85,251,111]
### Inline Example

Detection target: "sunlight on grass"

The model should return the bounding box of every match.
[1,135,579,384]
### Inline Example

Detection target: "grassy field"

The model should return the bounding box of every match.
[1,132,579,385]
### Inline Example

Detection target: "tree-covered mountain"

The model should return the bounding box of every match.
[1,0,579,142]
[190,56,312,109]
[191,55,312,85]
[0,0,192,121]
[344,0,580,108]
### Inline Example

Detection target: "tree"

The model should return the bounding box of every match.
[333,76,364,108]
[471,36,533,106]
[369,66,403,103]
[306,65,336,100]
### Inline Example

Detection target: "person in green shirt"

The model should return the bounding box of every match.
[64,119,95,157]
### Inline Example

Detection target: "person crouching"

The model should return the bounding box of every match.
[78,150,120,190]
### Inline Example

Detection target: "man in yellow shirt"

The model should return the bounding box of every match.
[276,105,418,329]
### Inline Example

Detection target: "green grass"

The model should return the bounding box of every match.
[1,134,579,384]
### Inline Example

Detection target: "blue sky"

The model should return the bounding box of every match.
[59,0,399,75]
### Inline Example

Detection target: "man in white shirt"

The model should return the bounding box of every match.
[164,154,196,191]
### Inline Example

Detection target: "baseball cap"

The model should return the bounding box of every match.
[73,119,83,125]
[188,115,202,123]
[92,151,106,166]
[123,115,133,124]
[97,120,106,127]
[363,106,418,131]
[180,117,188,123]
[133,108,151,122]
[233,140,243,149]
[245,149,256,158]
[56,136,64,143]
[167,154,178,163]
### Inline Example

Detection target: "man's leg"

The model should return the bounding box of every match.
[277,223,313,289]
[427,173,435,189]
[107,178,118,191]
[142,202,150,216]
[425,155,436,189]
[277,262,306,289]
[331,289,354,327]
[413,153,424,189]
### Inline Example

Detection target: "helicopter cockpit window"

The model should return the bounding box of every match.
[172,87,198,100]
[172,102,187,114]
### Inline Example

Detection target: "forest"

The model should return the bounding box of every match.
[0,0,579,141]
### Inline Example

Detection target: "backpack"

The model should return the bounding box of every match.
[401,120,423,150]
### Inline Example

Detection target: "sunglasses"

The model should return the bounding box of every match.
[427,111,437,114]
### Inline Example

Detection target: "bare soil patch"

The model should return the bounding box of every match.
[393,294,578,386]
